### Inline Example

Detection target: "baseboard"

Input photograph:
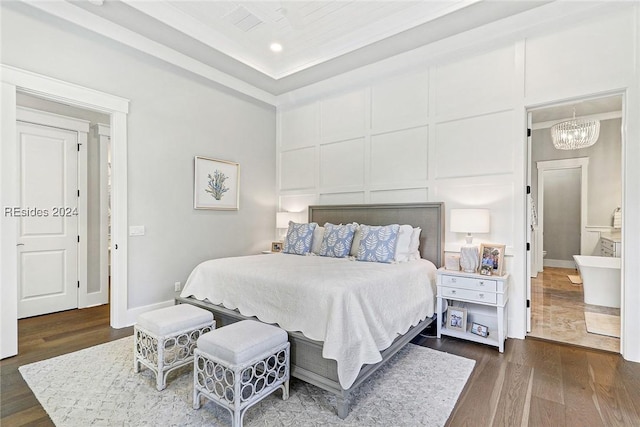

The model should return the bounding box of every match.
[120,299,175,328]
[543,259,576,269]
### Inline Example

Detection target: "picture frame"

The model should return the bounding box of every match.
[271,241,283,253]
[446,306,467,332]
[194,156,240,210]
[471,322,489,338]
[478,243,506,276]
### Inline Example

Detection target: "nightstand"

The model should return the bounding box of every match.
[436,267,509,352]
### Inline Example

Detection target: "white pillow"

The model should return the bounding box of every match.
[349,225,363,257]
[394,224,414,262]
[311,226,325,254]
[408,227,422,260]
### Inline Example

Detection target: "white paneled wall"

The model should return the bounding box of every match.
[280,147,315,190]
[276,4,640,359]
[370,127,428,185]
[371,72,428,132]
[434,111,515,179]
[524,10,635,102]
[434,46,515,118]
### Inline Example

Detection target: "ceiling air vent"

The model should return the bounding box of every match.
[224,6,263,32]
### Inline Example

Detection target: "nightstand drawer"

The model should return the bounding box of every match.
[439,275,497,292]
[440,286,497,304]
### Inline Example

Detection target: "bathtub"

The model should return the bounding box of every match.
[573,255,621,308]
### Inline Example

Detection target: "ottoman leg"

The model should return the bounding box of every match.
[193,356,202,410]
[233,407,243,427]
[157,336,166,391]
[281,380,289,400]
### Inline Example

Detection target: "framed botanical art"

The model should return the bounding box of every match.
[194,156,240,210]
[478,243,506,276]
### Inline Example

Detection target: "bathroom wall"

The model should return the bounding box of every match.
[532,117,622,227]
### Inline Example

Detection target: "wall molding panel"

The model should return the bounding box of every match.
[275,5,640,363]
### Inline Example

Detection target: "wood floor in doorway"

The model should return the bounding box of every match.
[530,266,620,352]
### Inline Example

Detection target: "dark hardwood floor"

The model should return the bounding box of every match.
[0,304,133,426]
[416,333,640,427]
[2,306,640,426]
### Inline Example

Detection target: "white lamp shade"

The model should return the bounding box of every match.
[276,211,303,229]
[450,209,490,234]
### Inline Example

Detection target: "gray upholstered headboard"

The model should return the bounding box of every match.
[308,203,445,268]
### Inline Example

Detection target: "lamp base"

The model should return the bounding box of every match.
[460,245,479,273]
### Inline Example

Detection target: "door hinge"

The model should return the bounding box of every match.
[527,128,532,137]
[77,143,80,152]
[526,242,530,251]
[526,185,531,194]
[77,235,80,243]
[77,189,80,197]
[527,299,531,308]
[77,281,80,288]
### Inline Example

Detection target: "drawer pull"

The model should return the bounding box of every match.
[479,293,484,299]
[451,290,457,294]
[479,281,484,286]
[451,278,457,283]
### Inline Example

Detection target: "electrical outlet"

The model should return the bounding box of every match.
[174,281,181,292]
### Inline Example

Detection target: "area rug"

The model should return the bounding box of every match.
[19,336,474,426]
[568,274,583,285]
[584,311,620,338]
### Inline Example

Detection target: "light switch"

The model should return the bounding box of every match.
[129,225,145,236]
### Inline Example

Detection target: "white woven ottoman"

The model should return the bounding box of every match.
[134,304,214,391]
[193,320,290,427]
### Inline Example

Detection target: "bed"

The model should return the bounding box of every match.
[175,202,444,418]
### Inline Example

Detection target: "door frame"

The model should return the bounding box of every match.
[536,157,590,267]
[1,65,129,358]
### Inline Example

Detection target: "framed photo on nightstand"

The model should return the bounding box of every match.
[479,243,505,276]
[471,322,489,337]
[447,306,467,332]
[271,241,283,252]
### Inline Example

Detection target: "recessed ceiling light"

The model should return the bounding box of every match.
[270,43,283,53]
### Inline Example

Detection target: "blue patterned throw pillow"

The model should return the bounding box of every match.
[319,223,358,258]
[356,224,401,263]
[283,222,317,255]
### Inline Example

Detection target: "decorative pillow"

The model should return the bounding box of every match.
[394,224,415,262]
[408,227,422,260]
[356,224,401,263]
[311,226,325,254]
[283,222,317,255]
[350,226,363,257]
[319,223,358,258]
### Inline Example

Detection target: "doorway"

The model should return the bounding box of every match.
[1,65,129,359]
[526,94,623,352]
[536,157,589,271]
[15,96,111,317]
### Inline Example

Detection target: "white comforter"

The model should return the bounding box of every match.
[180,253,437,389]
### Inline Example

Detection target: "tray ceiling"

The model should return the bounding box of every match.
[19,0,554,99]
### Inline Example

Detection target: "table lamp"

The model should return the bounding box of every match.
[450,208,490,273]
[276,211,303,240]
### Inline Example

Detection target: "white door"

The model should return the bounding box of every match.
[17,121,79,318]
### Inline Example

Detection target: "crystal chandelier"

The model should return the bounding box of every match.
[551,109,600,150]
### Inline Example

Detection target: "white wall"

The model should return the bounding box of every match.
[276,3,640,361]
[532,118,622,227]
[1,4,276,320]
